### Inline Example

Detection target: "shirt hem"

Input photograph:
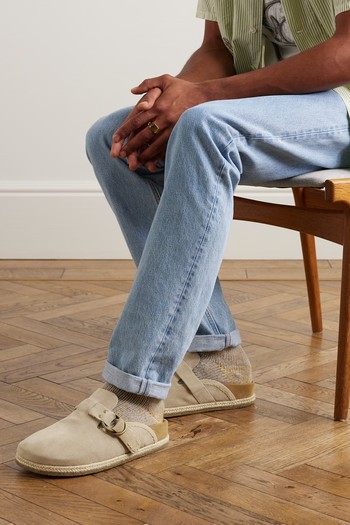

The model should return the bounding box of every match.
[196,9,218,21]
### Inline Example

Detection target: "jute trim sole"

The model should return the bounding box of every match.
[15,435,169,477]
[164,394,256,418]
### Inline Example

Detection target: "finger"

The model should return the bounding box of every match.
[110,137,124,158]
[121,122,164,157]
[111,128,138,157]
[131,79,161,94]
[128,150,141,171]
[111,102,149,145]
[113,110,157,143]
[112,106,137,143]
[139,130,172,164]
[145,161,159,173]
[111,127,137,158]
[114,88,161,133]
[131,75,170,94]
[137,88,162,111]
[128,153,160,173]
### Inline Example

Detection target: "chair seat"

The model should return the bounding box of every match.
[240,168,350,188]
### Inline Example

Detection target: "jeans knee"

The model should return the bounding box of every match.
[165,102,241,192]
[85,118,105,163]
[171,102,233,150]
[85,107,132,163]
[175,103,212,137]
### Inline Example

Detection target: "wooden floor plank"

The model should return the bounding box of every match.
[0,345,102,384]
[0,487,78,525]
[0,382,77,420]
[98,466,276,525]
[2,317,107,349]
[159,465,349,525]
[281,463,350,499]
[28,294,128,321]
[266,377,335,404]
[0,344,45,363]
[0,322,71,350]
[0,268,65,280]
[1,466,143,525]
[49,474,215,525]
[0,399,42,425]
[308,444,350,478]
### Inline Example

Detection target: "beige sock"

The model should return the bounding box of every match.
[193,345,252,384]
[103,383,164,426]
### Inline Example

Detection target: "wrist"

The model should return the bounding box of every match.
[198,78,231,102]
[199,73,271,102]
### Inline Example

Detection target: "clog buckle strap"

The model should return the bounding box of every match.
[100,417,127,436]
[84,400,146,454]
[88,401,127,435]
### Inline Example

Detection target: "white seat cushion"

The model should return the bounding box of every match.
[240,169,350,188]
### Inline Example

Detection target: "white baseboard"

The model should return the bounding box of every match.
[0,181,342,259]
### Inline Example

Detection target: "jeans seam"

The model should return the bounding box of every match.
[239,125,350,141]
[195,135,238,340]
[203,305,222,334]
[147,179,162,204]
[145,161,225,377]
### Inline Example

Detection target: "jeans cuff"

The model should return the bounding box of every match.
[103,361,171,400]
[188,329,241,352]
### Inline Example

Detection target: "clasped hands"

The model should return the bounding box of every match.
[110,74,207,172]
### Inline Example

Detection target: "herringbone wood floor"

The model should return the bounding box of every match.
[1,260,350,525]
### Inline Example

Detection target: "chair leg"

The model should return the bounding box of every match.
[334,209,350,421]
[293,188,323,333]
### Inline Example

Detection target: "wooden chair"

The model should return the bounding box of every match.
[234,169,350,421]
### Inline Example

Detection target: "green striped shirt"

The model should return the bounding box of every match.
[196,0,350,114]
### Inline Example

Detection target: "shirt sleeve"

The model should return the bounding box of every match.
[196,0,218,21]
[334,0,350,15]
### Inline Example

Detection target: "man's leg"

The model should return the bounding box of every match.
[16,90,350,475]
[85,108,249,418]
[85,108,240,349]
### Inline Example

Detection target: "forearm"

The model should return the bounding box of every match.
[177,39,235,82]
[201,35,350,101]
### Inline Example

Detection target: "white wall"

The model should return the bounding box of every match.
[0,0,342,259]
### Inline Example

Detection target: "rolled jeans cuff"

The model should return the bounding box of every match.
[188,329,241,352]
[103,361,171,400]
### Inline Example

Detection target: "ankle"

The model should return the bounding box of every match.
[103,383,164,425]
[193,345,252,384]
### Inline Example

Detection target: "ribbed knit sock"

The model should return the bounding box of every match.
[103,383,164,426]
[192,345,252,384]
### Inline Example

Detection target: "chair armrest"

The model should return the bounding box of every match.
[325,179,350,205]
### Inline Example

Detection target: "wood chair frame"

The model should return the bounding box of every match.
[234,178,350,421]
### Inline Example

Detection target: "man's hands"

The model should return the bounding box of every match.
[110,87,162,172]
[110,75,208,171]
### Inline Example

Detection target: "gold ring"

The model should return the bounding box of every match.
[147,121,160,135]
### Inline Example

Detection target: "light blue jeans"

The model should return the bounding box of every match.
[86,90,350,399]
